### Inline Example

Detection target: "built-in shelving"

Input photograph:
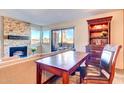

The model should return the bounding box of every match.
[87,16,112,46]
[86,16,112,64]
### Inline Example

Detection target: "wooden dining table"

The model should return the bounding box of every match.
[36,51,88,84]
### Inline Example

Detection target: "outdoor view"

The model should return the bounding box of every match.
[42,31,50,43]
[31,30,50,45]
[31,28,74,51]
[51,28,74,51]
[31,30,41,45]
[62,28,74,44]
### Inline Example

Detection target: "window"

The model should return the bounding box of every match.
[52,30,62,51]
[42,31,50,44]
[62,28,74,48]
[31,30,41,45]
[51,27,74,51]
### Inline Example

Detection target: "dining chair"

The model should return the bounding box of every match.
[85,45,104,67]
[80,44,121,84]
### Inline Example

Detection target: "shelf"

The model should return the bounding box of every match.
[86,17,112,64]
[90,37,108,39]
[89,29,108,32]
[87,16,112,46]
[89,29,108,33]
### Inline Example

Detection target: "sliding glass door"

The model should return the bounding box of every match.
[51,27,74,51]
[51,30,62,51]
[62,28,74,49]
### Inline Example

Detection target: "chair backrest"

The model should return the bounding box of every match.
[100,44,121,83]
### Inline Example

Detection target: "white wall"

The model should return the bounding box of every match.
[0,16,2,58]
[45,10,124,69]
[0,16,3,58]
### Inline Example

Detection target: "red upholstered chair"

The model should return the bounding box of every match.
[80,44,121,84]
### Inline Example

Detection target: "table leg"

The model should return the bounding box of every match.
[62,71,69,84]
[36,63,42,84]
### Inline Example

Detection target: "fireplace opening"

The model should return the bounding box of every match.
[9,46,27,57]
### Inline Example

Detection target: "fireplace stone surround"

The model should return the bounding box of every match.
[3,16,31,57]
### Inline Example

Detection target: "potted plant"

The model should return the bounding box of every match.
[31,47,37,54]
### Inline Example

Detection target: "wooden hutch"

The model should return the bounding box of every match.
[86,16,112,64]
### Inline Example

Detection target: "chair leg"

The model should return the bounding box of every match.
[71,72,75,75]
[79,67,83,83]
[79,67,86,84]
[71,67,81,76]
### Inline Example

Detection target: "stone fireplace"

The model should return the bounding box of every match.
[9,46,27,57]
[3,17,31,57]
